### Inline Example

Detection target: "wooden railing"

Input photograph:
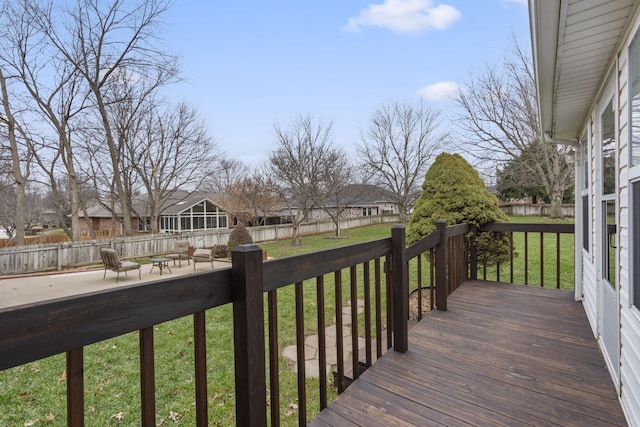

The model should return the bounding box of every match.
[476,223,575,289]
[0,221,575,426]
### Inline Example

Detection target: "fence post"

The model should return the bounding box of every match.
[391,225,408,353]
[232,244,267,426]
[435,220,448,311]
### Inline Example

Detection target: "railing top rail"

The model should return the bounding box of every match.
[262,238,391,292]
[446,223,473,237]
[0,268,233,371]
[406,230,439,261]
[480,223,574,233]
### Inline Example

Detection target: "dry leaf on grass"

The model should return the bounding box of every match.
[111,411,124,421]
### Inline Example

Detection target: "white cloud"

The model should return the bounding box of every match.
[343,0,461,34]
[417,81,461,100]
[501,0,527,5]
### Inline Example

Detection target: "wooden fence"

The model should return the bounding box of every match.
[0,215,400,275]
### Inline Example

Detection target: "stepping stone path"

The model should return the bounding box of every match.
[282,300,366,378]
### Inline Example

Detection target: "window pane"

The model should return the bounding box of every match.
[603,200,616,287]
[582,195,589,251]
[630,32,640,167]
[602,98,616,195]
[181,217,191,230]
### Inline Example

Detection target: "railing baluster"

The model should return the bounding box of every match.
[349,266,360,379]
[417,255,423,321]
[268,290,280,426]
[540,232,545,287]
[385,255,392,350]
[496,232,501,282]
[139,326,156,427]
[374,259,383,359]
[334,270,345,393]
[294,281,307,425]
[525,232,529,285]
[556,233,561,289]
[316,276,327,410]
[66,348,84,427]
[509,232,514,283]
[193,312,208,427]
[363,262,372,367]
[429,249,435,310]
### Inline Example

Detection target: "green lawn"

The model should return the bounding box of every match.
[0,218,575,426]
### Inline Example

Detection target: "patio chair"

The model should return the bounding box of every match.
[99,248,141,283]
[166,240,190,267]
[192,248,214,272]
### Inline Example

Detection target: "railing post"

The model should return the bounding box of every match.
[435,220,448,311]
[391,225,408,353]
[232,244,267,426]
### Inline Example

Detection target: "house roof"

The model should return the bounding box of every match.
[80,191,227,218]
[159,192,226,215]
[529,0,639,141]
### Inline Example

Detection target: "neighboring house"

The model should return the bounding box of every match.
[306,184,401,222]
[530,1,640,424]
[159,193,229,233]
[78,191,231,235]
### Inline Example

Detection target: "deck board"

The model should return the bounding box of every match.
[310,281,627,426]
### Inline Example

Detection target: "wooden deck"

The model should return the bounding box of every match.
[310,281,627,426]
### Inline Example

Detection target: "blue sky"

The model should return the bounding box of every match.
[162,0,530,167]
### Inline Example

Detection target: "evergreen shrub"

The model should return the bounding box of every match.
[407,152,511,265]
[226,223,254,257]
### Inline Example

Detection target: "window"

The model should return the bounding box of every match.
[601,96,616,287]
[630,31,640,167]
[180,216,191,231]
[138,218,151,232]
[581,130,590,251]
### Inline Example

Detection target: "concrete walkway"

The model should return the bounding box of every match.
[282,300,365,379]
[0,259,229,309]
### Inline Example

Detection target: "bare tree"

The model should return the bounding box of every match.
[312,148,361,237]
[454,38,574,219]
[218,169,282,226]
[0,3,87,240]
[127,101,217,233]
[205,158,249,193]
[38,0,179,236]
[358,100,447,221]
[0,0,179,238]
[268,114,336,245]
[0,68,32,246]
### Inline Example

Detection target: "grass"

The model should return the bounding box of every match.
[0,218,575,426]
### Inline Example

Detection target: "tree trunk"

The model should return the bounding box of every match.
[0,70,27,246]
[548,186,565,219]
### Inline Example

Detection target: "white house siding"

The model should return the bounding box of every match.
[619,22,640,425]
[582,256,598,335]
[582,112,599,336]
